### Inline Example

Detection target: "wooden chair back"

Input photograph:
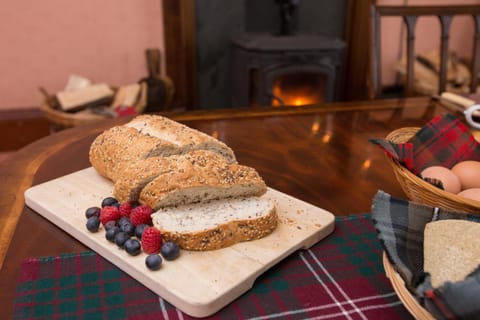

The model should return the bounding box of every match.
[370,5,480,98]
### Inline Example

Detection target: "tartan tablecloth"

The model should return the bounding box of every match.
[13,214,412,320]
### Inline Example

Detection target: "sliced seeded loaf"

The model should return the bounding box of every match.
[151,197,277,250]
[138,150,267,210]
[89,115,237,181]
[424,219,480,288]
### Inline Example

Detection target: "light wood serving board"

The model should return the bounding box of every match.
[24,167,335,318]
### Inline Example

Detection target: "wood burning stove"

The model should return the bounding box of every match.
[230,32,346,107]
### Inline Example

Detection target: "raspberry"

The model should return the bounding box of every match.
[130,204,153,226]
[141,227,162,254]
[99,206,120,225]
[118,202,132,217]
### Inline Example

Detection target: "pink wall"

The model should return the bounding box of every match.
[1,1,479,111]
[378,0,480,86]
[0,0,165,110]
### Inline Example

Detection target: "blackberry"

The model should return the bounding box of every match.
[105,226,120,242]
[124,239,141,256]
[145,254,162,270]
[114,231,130,248]
[160,242,180,261]
[85,206,101,219]
[101,197,119,208]
[86,216,101,232]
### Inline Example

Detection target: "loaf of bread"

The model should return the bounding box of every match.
[151,197,277,250]
[89,115,236,181]
[89,114,277,250]
[424,219,480,288]
[138,150,267,209]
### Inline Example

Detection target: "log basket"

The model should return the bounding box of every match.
[39,82,147,129]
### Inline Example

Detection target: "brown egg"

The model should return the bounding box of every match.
[420,166,462,194]
[457,188,480,202]
[451,161,480,190]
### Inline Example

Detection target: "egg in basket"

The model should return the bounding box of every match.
[371,113,480,214]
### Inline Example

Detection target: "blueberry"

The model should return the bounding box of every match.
[120,222,135,236]
[101,197,119,208]
[86,216,101,232]
[114,231,130,248]
[117,216,131,227]
[104,220,117,230]
[135,224,149,239]
[124,239,141,256]
[160,242,180,261]
[105,226,120,242]
[145,254,162,270]
[85,206,101,219]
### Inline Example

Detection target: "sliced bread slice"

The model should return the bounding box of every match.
[139,150,267,210]
[151,197,277,250]
[113,155,179,203]
[424,219,480,288]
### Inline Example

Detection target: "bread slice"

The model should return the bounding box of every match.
[138,150,267,210]
[151,197,277,250]
[125,115,236,163]
[112,155,179,203]
[424,219,480,288]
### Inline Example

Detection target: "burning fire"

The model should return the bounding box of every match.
[271,73,325,107]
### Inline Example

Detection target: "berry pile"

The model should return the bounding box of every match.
[85,196,180,270]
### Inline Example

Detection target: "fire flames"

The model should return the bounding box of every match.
[271,73,325,107]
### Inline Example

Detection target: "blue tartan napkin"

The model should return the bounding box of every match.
[371,190,480,319]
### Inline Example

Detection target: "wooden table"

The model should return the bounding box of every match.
[0,97,451,318]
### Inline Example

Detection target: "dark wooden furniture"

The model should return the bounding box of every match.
[370,5,480,98]
[0,97,456,318]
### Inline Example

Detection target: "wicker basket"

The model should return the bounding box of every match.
[385,127,480,214]
[383,253,435,320]
[40,83,147,129]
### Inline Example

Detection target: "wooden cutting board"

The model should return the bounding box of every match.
[24,167,335,318]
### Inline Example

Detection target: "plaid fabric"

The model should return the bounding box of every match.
[370,113,480,174]
[372,190,480,320]
[13,215,412,320]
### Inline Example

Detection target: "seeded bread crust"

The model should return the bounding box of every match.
[89,115,237,182]
[151,197,277,250]
[112,156,179,203]
[138,150,267,210]
[125,115,236,163]
[89,126,180,181]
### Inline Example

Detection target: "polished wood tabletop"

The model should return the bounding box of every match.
[0,96,453,317]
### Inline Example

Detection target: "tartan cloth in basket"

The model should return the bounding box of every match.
[13,214,412,320]
[370,113,480,175]
[372,190,480,320]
